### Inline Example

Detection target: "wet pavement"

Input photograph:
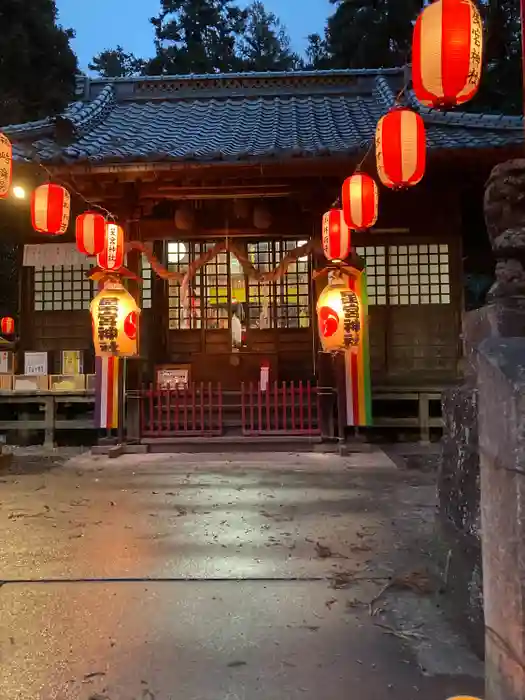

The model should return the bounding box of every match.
[0,450,484,700]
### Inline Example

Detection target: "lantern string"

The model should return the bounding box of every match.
[35,161,117,222]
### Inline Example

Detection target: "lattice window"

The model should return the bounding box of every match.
[356,243,451,306]
[33,264,97,311]
[247,240,311,329]
[167,241,203,330]
[388,244,450,305]
[247,242,275,329]
[141,256,152,309]
[204,248,229,329]
[355,246,387,306]
[276,240,310,328]
[167,239,311,331]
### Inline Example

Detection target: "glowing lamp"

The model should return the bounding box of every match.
[90,281,141,357]
[375,108,426,189]
[97,223,125,271]
[317,278,361,352]
[322,209,351,263]
[412,0,483,109]
[0,317,15,335]
[342,173,378,231]
[0,133,12,199]
[31,183,71,235]
[76,212,106,256]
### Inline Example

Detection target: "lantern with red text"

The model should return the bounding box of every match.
[322,209,351,263]
[31,184,71,235]
[97,223,125,271]
[0,133,12,199]
[342,174,378,231]
[0,317,15,336]
[412,0,483,109]
[90,281,140,357]
[375,108,426,189]
[76,212,106,256]
[317,278,361,352]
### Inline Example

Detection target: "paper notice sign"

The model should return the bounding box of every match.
[24,352,48,376]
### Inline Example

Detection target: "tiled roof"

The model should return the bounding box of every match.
[5,68,523,166]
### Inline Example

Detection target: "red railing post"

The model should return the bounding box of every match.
[183,386,188,432]
[249,381,255,434]
[307,382,313,436]
[282,381,287,433]
[265,380,271,432]
[191,382,196,433]
[218,383,222,434]
[257,381,262,435]
[174,386,179,433]
[199,382,204,433]
[241,382,246,435]
[273,381,279,432]
[299,381,304,433]
[208,381,212,436]
[290,381,296,433]
[164,389,169,435]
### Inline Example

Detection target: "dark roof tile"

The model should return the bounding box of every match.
[5,69,523,165]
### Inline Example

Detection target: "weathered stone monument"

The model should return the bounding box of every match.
[479,160,525,700]
[440,159,525,699]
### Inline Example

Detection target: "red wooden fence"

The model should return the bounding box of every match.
[139,383,223,437]
[241,381,321,436]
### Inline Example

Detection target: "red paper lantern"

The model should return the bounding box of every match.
[375,108,426,189]
[0,133,12,199]
[97,223,124,271]
[341,173,378,231]
[1,317,14,335]
[76,212,106,256]
[412,0,483,109]
[322,209,351,262]
[31,184,71,235]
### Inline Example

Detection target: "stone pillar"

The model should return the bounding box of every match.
[478,159,525,699]
[478,338,525,700]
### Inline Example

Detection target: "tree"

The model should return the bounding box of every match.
[0,0,78,322]
[472,0,522,114]
[238,1,302,71]
[146,0,247,75]
[304,32,330,69]
[89,46,146,78]
[323,0,417,70]
[0,0,77,126]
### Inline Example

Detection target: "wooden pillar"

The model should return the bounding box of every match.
[124,215,142,442]
[317,351,335,439]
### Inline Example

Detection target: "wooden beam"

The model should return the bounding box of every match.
[139,218,315,240]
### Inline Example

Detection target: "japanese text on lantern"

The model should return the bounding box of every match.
[0,133,12,199]
[469,11,482,86]
[97,296,119,354]
[106,225,119,269]
[341,290,360,346]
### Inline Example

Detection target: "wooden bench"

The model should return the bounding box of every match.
[0,391,95,447]
[372,385,446,443]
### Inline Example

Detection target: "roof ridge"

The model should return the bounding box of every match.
[81,67,405,87]
[61,85,116,134]
[407,88,523,129]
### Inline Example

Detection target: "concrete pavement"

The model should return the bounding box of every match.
[0,449,484,699]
